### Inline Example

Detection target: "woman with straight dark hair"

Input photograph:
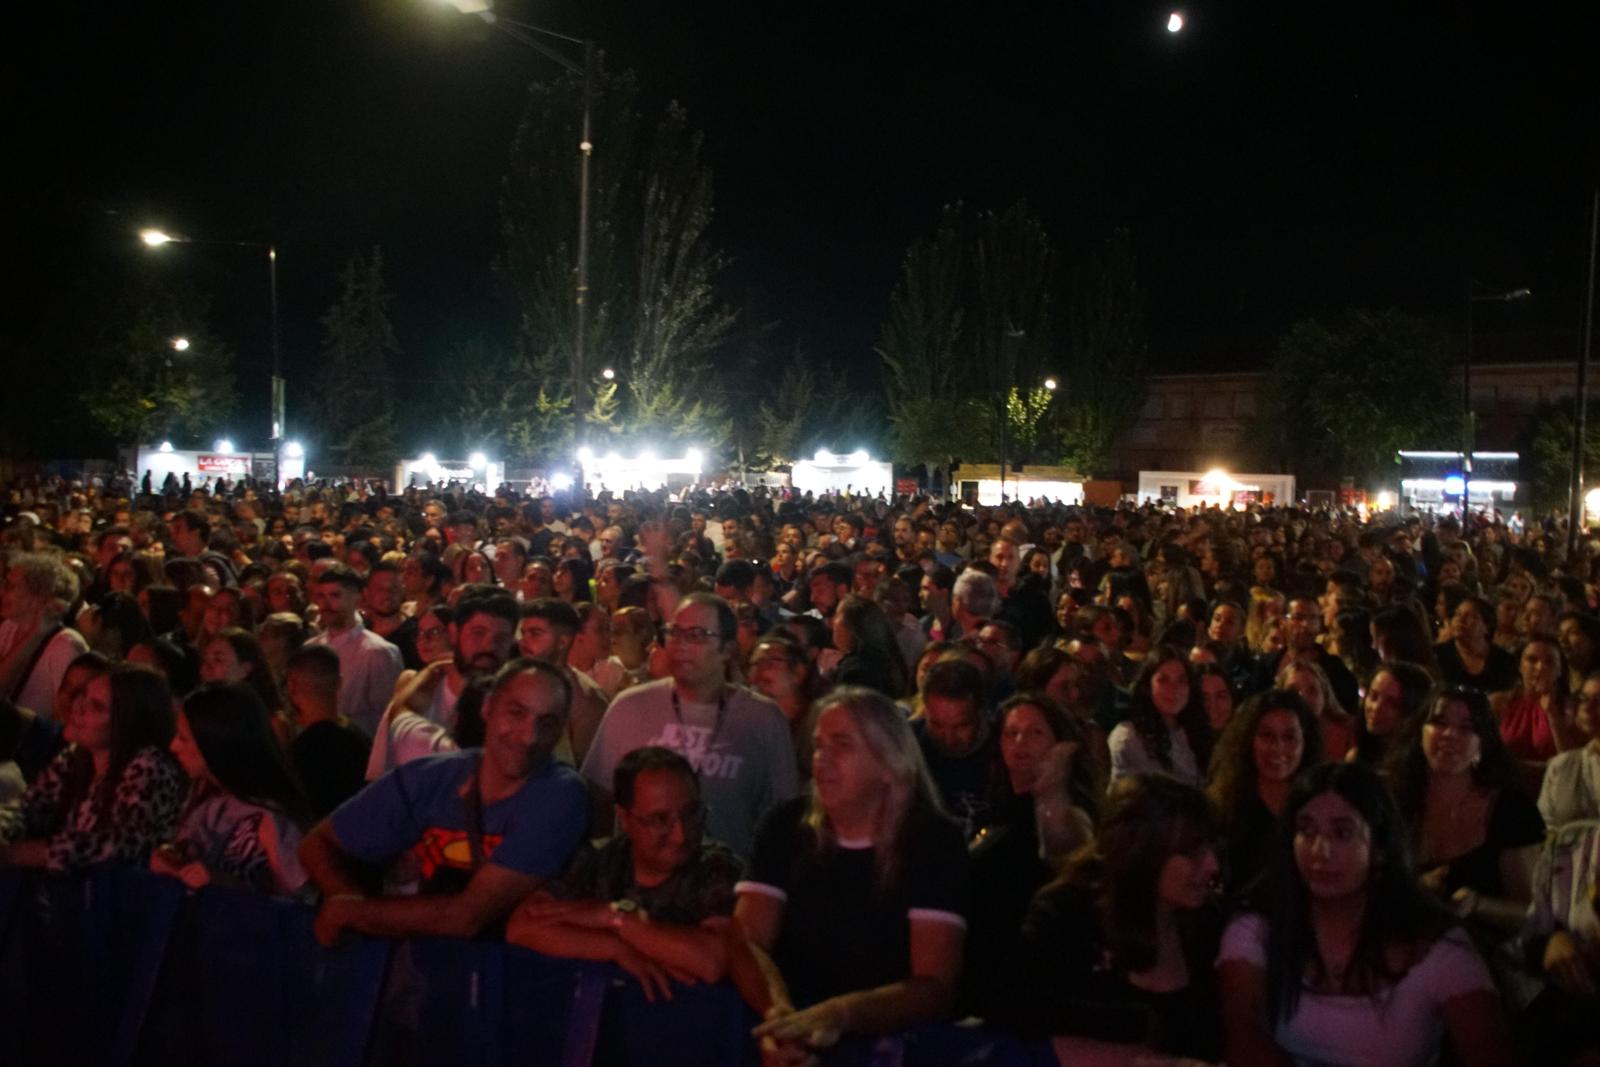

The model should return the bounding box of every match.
[1372,605,1441,679]
[992,774,1222,1060]
[553,556,594,605]
[1217,762,1513,1067]
[965,693,1099,1009]
[1108,647,1212,788]
[1207,689,1324,899]
[1352,660,1433,767]
[152,682,312,896]
[828,594,910,698]
[1388,685,1543,939]
[0,664,183,872]
[730,687,967,1061]
[199,626,295,743]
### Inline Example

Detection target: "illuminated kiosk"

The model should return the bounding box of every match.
[578,448,703,494]
[395,453,506,491]
[1137,469,1296,509]
[791,450,893,498]
[1395,450,1517,513]
[134,441,305,488]
[949,464,1084,506]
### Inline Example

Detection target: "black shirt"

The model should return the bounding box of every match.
[743,796,970,1007]
[993,882,1222,1059]
[290,719,372,820]
[912,722,997,838]
[1434,641,1518,695]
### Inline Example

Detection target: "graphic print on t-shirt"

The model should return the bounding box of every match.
[414,827,504,880]
[652,722,745,780]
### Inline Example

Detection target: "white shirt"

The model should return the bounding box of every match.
[306,618,402,735]
[1218,912,1493,1067]
[0,620,88,716]
[1539,745,1600,829]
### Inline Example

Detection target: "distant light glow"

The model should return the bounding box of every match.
[1043,377,1058,391]
[1587,488,1600,517]
[171,337,190,352]
[469,451,488,468]
[577,446,595,463]
[551,472,574,491]
[685,448,703,467]
[1443,475,1467,496]
[1167,11,1184,32]
[441,0,493,14]
[601,367,615,380]
[158,441,174,453]
[1375,490,1395,510]
[419,452,437,467]
[284,441,305,458]
[214,439,234,455]
[140,229,174,246]
[577,450,704,493]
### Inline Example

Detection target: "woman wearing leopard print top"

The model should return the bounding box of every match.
[0,664,183,872]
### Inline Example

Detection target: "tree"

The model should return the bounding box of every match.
[79,276,237,446]
[1520,397,1600,513]
[876,201,1056,484]
[311,249,400,468]
[1058,229,1148,476]
[500,58,734,457]
[1257,308,1457,484]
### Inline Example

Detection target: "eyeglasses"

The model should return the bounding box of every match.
[664,625,722,646]
[627,801,708,835]
[419,625,449,640]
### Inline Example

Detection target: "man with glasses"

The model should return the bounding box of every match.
[1253,595,1360,711]
[507,746,741,998]
[581,593,798,857]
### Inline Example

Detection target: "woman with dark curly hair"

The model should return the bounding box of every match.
[1207,689,1324,898]
[1108,648,1212,788]
[1388,685,1544,940]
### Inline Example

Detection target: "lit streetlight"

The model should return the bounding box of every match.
[171,337,190,352]
[438,0,595,456]
[1167,12,1184,33]
[601,367,615,381]
[139,226,285,476]
[1043,377,1058,392]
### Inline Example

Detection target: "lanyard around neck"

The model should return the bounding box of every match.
[671,684,729,753]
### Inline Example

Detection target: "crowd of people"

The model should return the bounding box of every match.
[1,469,1598,1065]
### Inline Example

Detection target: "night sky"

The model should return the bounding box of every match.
[7,1,1596,447]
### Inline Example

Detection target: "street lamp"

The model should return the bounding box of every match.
[1463,282,1531,506]
[140,227,285,477]
[440,0,595,456]
[1167,12,1185,33]
[170,337,190,352]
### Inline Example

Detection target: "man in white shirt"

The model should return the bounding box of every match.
[306,563,402,735]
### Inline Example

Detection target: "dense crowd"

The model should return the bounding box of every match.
[2,470,1598,1065]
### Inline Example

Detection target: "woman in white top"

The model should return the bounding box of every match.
[1217,761,1513,1067]
[1108,648,1212,789]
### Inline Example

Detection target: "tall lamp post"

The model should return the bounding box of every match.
[140,229,284,479]
[442,0,594,458]
[1463,281,1531,510]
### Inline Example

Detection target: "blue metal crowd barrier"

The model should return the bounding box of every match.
[0,868,1053,1067]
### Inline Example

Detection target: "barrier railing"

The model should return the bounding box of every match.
[0,867,1050,1067]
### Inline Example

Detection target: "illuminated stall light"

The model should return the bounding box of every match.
[792,450,893,498]
[578,449,704,494]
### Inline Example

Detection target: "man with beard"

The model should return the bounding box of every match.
[384,591,519,738]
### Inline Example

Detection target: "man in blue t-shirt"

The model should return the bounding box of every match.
[300,658,589,944]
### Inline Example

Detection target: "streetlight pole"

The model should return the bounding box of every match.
[1571,190,1598,555]
[1463,281,1531,512]
[140,229,285,480]
[442,1,594,458]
